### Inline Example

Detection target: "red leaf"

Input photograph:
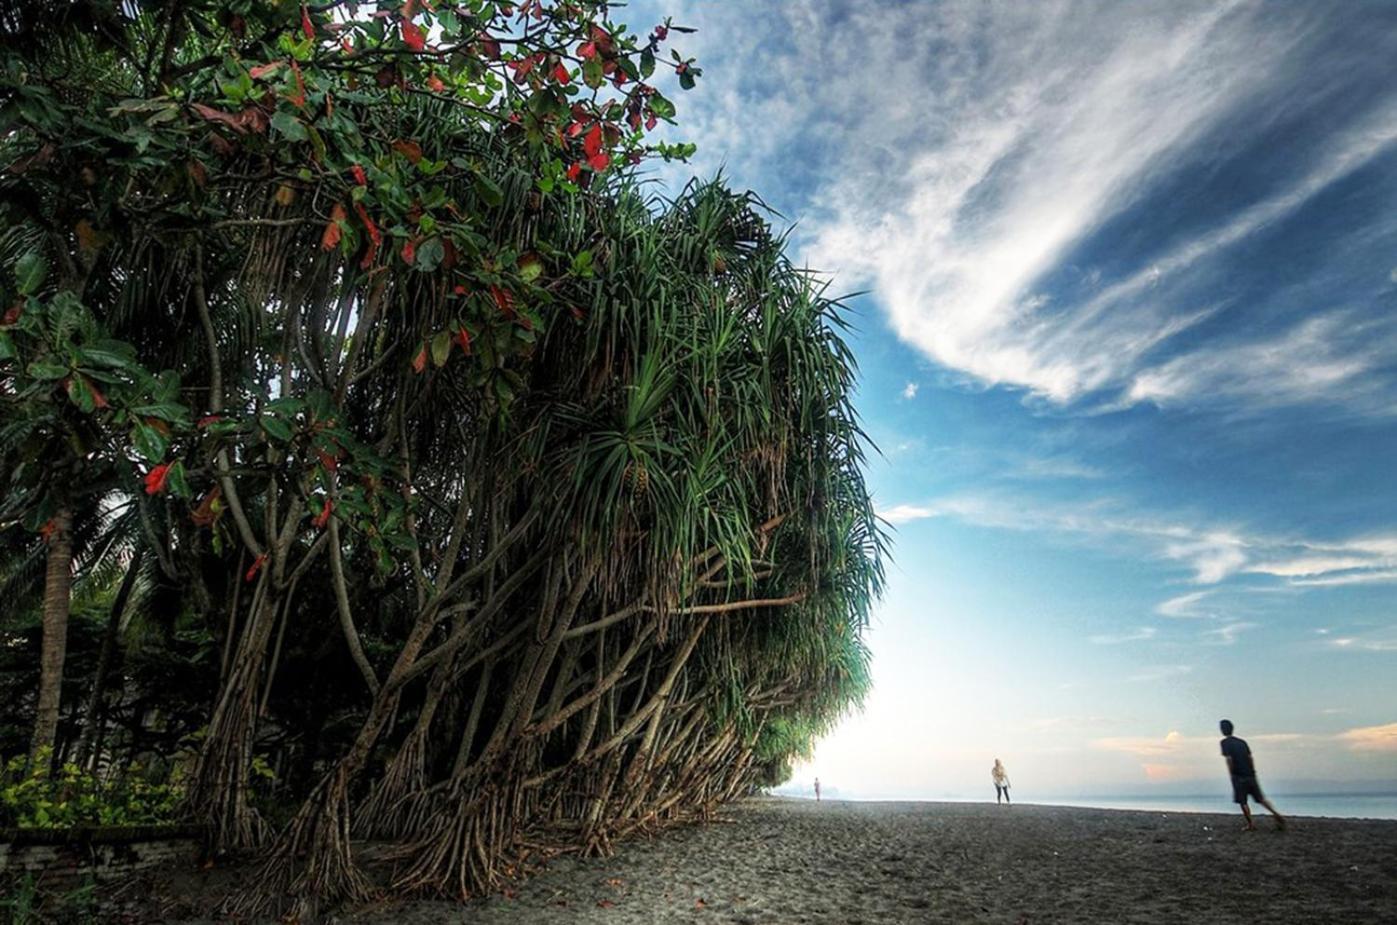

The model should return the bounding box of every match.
[321,203,347,250]
[144,463,172,496]
[401,238,417,264]
[426,74,446,92]
[583,123,603,158]
[566,120,586,138]
[645,111,658,131]
[411,344,428,373]
[350,164,367,186]
[316,449,340,472]
[354,203,381,268]
[454,327,472,354]
[578,41,597,60]
[287,60,307,109]
[83,376,109,409]
[392,139,423,164]
[401,18,426,52]
[566,162,581,182]
[191,486,223,527]
[587,152,611,172]
[245,553,267,583]
[249,61,283,79]
[453,284,468,295]
[478,34,501,59]
[2,302,21,326]
[301,4,315,40]
[313,498,333,530]
[191,102,252,134]
[490,285,515,317]
[553,62,570,84]
[197,414,223,428]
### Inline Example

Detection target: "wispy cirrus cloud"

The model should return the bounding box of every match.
[645,0,1397,417]
[878,490,1397,590]
[1090,627,1158,645]
[1202,621,1259,645]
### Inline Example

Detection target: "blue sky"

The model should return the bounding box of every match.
[630,0,1397,796]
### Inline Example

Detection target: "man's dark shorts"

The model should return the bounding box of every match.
[1232,775,1264,805]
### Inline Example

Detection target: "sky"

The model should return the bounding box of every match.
[627,0,1397,798]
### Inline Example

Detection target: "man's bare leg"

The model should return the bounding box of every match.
[1258,798,1286,830]
[1240,802,1256,831]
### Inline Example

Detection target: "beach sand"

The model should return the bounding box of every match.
[349,797,1397,924]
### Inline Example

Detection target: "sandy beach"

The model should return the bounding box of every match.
[344,797,1397,925]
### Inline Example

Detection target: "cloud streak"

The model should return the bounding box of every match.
[648,0,1397,416]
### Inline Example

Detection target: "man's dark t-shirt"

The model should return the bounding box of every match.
[1220,735,1255,778]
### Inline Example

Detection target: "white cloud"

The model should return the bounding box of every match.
[646,1,1397,416]
[1202,621,1259,645]
[1337,722,1397,752]
[877,503,941,525]
[901,382,919,400]
[913,490,1397,590]
[1089,627,1158,645]
[1128,664,1193,683]
[1156,591,1216,619]
[1327,627,1397,652]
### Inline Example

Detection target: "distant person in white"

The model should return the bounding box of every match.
[992,759,1010,805]
[814,777,821,802]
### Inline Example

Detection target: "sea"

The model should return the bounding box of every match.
[775,789,1397,820]
[1033,793,1397,820]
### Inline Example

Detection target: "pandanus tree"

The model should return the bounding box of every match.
[1,0,882,914]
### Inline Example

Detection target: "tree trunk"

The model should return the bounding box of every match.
[75,544,144,770]
[30,507,74,772]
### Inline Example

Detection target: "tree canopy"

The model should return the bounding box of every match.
[1,1,882,914]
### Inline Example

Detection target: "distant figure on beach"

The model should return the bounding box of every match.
[1219,719,1286,831]
[814,777,821,802]
[992,759,1010,804]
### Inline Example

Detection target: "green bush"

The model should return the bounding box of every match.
[0,751,182,828]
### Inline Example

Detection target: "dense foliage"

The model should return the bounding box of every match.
[0,750,181,828]
[0,0,882,914]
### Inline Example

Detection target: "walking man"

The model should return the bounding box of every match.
[1219,719,1286,831]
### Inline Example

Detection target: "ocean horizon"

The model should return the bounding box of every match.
[772,791,1397,820]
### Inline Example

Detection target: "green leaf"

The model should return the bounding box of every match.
[0,331,14,360]
[260,415,293,441]
[415,237,444,273]
[571,250,594,277]
[650,93,676,120]
[265,396,306,415]
[431,331,451,367]
[66,376,94,413]
[26,359,68,380]
[270,110,308,142]
[131,402,188,423]
[131,422,169,462]
[166,460,191,499]
[640,49,656,78]
[474,174,504,207]
[15,250,47,296]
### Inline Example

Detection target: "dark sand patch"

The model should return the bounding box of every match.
[357,798,1397,924]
